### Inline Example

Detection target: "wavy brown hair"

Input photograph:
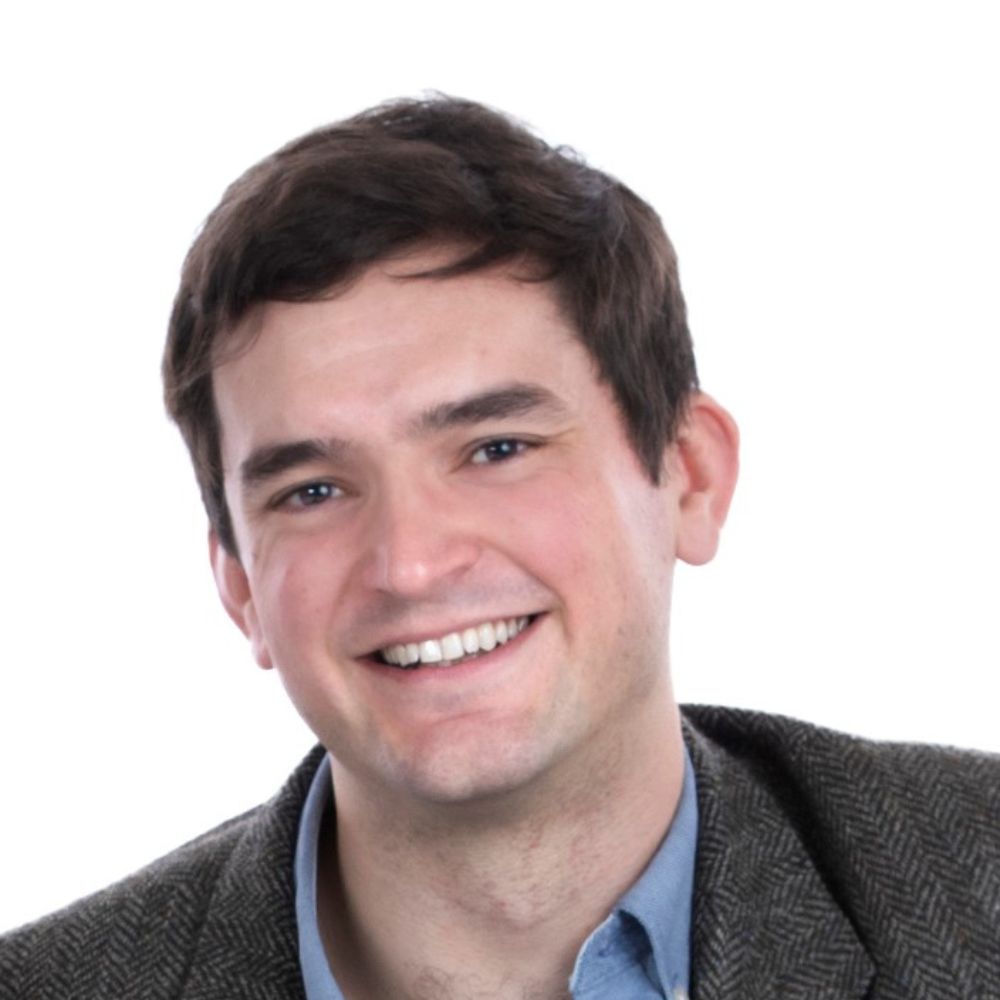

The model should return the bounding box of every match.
[163,95,698,554]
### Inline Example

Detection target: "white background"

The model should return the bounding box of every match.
[2,1,997,932]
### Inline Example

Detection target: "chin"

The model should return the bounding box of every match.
[382,722,567,808]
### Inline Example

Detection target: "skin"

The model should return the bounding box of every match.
[211,246,739,998]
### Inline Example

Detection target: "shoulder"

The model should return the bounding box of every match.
[681,702,1000,823]
[682,704,1000,985]
[0,746,324,1000]
[0,811,253,999]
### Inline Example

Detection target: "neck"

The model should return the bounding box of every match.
[317,697,685,999]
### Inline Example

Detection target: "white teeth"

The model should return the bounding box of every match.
[478,623,497,651]
[378,616,532,668]
[441,633,464,660]
[461,627,480,655]
[419,639,443,663]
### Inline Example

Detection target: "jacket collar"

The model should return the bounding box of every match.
[683,711,874,999]
[177,746,325,1000]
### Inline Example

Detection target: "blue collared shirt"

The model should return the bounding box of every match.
[295,752,697,999]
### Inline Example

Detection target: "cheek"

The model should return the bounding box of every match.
[248,535,347,659]
[486,474,591,561]
[246,537,366,742]
[479,472,621,605]
[499,465,676,624]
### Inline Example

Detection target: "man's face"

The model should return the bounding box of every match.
[212,247,702,806]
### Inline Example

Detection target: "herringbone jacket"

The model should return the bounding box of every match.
[2,706,998,998]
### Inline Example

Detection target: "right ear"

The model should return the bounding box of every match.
[209,530,273,670]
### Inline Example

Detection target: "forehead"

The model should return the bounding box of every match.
[212,249,600,445]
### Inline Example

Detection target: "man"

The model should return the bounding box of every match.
[2,96,997,999]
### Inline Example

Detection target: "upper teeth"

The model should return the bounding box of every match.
[380,616,531,667]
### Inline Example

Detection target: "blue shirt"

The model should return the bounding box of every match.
[295,752,697,999]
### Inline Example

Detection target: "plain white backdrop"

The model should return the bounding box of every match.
[2,1,997,932]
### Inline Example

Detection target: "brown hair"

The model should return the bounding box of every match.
[163,95,698,554]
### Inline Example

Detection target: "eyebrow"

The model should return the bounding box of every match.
[413,382,569,433]
[239,382,569,492]
[240,439,349,491]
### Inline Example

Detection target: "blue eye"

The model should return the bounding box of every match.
[279,482,342,509]
[469,439,529,464]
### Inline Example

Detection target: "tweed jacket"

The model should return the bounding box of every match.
[2,706,998,999]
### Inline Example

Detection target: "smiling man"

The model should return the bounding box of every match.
[2,97,998,1000]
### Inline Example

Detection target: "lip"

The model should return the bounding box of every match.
[358,613,543,683]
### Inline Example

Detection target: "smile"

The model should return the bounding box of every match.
[376,616,533,669]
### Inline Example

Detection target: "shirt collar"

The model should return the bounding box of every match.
[618,745,697,994]
[294,753,343,1000]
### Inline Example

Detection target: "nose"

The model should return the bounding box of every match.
[360,479,482,598]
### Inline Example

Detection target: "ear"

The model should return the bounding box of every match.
[209,530,274,669]
[671,393,740,566]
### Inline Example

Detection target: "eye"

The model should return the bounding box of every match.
[469,438,532,465]
[273,481,344,510]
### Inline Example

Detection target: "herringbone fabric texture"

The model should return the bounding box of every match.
[0,747,323,1000]
[2,708,998,998]
[684,707,1000,998]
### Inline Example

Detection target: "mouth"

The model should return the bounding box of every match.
[370,615,537,670]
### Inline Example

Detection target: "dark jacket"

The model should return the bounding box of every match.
[2,706,998,999]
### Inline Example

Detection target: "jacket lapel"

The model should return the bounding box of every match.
[684,717,874,999]
[178,747,325,1000]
